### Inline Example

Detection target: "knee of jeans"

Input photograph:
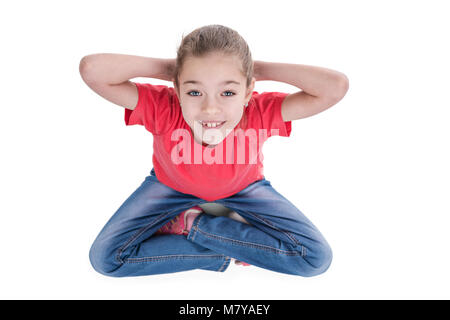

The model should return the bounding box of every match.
[298,241,333,277]
[89,240,120,277]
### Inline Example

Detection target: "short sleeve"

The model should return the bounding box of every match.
[252,91,291,137]
[124,82,177,135]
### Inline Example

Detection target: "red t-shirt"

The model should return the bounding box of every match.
[124,82,291,201]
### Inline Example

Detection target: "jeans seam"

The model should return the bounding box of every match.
[192,224,302,256]
[116,200,199,264]
[188,213,204,243]
[244,211,302,246]
[125,254,226,263]
[220,198,302,247]
[217,256,231,272]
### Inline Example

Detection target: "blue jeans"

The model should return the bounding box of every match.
[89,168,332,277]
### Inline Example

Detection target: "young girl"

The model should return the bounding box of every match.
[80,25,348,277]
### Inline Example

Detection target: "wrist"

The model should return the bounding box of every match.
[162,58,176,82]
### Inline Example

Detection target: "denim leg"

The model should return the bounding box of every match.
[187,178,332,277]
[89,169,230,277]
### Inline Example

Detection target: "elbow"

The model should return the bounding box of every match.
[339,74,349,94]
[79,56,98,84]
[337,74,349,96]
[328,74,349,102]
[79,56,89,75]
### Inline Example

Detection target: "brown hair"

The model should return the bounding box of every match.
[172,24,254,93]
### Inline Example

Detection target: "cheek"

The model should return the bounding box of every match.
[180,107,195,122]
[229,107,244,120]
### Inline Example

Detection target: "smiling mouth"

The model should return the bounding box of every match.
[197,120,226,129]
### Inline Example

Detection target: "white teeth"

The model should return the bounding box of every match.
[199,121,223,128]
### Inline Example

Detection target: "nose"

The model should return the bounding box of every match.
[201,102,221,115]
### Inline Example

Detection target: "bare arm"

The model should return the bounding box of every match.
[79,53,175,110]
[253,60,349,121]
[79,53,174,84]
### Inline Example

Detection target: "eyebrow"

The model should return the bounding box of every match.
[183,80,241,86]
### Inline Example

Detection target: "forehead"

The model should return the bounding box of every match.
[183,79,241,86]
[180,53,244,84]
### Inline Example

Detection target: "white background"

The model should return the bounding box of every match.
[1,0,449,299]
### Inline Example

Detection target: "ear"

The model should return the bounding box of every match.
[245,77,256,103]
[173,81,181,100]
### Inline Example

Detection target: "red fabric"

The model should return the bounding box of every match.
[125,82,291,201]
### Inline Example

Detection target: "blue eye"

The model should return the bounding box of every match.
[187,91,235,97]
[187,91,200,96]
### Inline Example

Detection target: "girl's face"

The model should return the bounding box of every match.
[174,52,255,147]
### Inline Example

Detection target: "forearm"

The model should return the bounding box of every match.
[254,60,348,98]
[80,53,174,84]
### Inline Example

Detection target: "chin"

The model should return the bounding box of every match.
[200,131,226,145]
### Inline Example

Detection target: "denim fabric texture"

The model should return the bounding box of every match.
[89,168,332,277]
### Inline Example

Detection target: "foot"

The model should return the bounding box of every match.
[155,206,203,236]
[234,259,251,266]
